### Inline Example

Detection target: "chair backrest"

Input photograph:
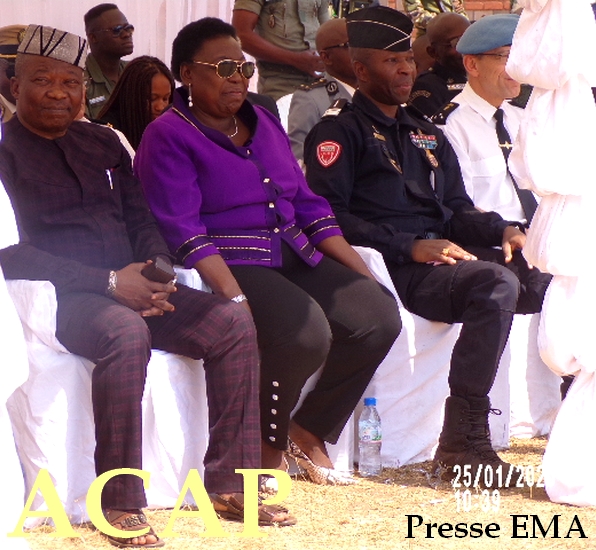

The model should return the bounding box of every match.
[276,93,294,132]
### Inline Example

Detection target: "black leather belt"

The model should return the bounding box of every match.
[257,60,311,77]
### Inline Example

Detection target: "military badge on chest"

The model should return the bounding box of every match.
[316,141,342,167]
[410,129,439,168]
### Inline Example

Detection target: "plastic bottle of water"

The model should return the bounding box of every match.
[358,397,382,476]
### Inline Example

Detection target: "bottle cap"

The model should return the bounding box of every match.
[364,397,376,406]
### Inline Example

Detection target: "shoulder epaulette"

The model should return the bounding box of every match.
[446,82,465,92]
[508,84,533,109]
[431,102,460,125]
[322,98,350,118]
[298,77,328,92]
[404,103,433,124]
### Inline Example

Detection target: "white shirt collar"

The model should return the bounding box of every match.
[458,83,508,124]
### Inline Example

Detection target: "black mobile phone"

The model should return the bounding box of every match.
[141,257,176,284]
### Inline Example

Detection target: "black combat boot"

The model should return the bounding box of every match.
[432,395,520,489]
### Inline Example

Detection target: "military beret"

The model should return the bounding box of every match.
[346,6,413,52]
[18,24,87,69]
[0,25,27,60]
[456,14,520,55]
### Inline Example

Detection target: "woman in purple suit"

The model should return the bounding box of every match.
[136,17,400,487]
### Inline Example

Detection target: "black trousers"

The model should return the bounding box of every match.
[386,248,551,399]
[230,244,401,450]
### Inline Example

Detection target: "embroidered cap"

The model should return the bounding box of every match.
[17,24,87,69]
[456,14,520,55]
[0,25,27,60]
[346,6,413,52]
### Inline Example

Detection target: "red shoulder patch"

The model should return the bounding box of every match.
[316,141,342,167]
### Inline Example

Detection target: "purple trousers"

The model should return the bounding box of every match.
[55,284,261,510]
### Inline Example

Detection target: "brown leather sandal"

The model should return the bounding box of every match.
[209,493,296,526]
[103,509,165,548]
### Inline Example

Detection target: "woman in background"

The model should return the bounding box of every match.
[98,55,174,149]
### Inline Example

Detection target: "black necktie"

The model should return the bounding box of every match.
[494,108,537,224]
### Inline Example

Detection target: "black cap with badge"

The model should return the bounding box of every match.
[346,6,413,52]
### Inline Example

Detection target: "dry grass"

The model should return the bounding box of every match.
[25,437,596,550]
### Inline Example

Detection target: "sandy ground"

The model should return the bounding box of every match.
[22,437,595,550]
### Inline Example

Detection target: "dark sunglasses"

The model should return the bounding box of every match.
[322,42,349,51]
[98,24,135,38]
[192,59,255,79]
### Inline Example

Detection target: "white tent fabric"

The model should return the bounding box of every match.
[1,0,235,75]
[507,0,596,506]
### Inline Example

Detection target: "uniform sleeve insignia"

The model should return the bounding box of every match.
[88,95,107,105]
[316,141,342,167]
[325,81,339,95]
[431,102,459,125]
[409,90,432,101]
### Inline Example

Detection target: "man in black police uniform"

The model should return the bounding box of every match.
[408,12,469,119]
[304,6,551,485]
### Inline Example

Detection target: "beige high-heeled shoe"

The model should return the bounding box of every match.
[286,439,356,486]
[259,455,289,495]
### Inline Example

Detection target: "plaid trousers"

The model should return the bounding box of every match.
[55,284,261,510]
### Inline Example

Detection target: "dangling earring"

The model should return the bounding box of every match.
[188,83,193,107]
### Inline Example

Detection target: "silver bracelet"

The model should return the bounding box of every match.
[106,270,117,297]
[230,293,247,304]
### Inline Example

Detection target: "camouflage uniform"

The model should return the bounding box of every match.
[404,0,468,34]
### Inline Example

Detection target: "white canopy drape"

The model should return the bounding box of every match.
[1,0,235,71]
[506,0,596,507]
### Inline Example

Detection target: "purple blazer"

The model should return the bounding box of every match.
[135,89,342,269]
